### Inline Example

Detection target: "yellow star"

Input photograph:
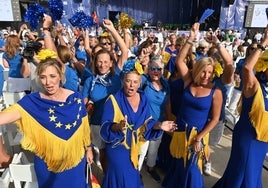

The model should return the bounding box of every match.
[77,98,82,104]
[266,94,268,99]
[77,114,80,119]
[73,121,77,127]
[65,124,72,130]
[48,108,55,114]
[59,103,64,106]
[49,115,57,122]
[265,87,268,92]
[55,122,63,128]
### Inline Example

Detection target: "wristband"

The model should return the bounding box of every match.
[43,33,51,38]
[186,39,194,46]
[257,44,266,52]
[43,27,51,31]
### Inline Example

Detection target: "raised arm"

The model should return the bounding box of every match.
[243,25,268,98]
[0,110,21,126]
[212,35,234,85]
[176,22,199,86]
[102,19,128,70]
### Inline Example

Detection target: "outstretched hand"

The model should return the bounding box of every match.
[160,121,177,132]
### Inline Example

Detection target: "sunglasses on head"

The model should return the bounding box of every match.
[149,66,163,71]
[101,42,111,46]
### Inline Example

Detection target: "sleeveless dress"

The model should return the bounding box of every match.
[162,84,215,188]
[213,83,268,188]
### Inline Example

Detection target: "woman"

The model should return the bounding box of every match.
[162,23,223,188]
[2,34,24,78]
[100,59,177,188]
[82,48,122,172]
[213,25,268,188]
[0,53,93,188]
[138,56,170,183]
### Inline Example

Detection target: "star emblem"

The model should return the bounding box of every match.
[48,108,55,114]
[49,115,57,122]
[55,122,63,128]
[65,124,72,130]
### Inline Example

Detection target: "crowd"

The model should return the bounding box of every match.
[0,13,267,188]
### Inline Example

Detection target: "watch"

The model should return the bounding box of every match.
[257,44,266,52]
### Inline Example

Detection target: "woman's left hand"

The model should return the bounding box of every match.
[159,121,177,132]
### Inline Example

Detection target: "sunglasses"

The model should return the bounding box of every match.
[101,42,111,46]
[149,67,163,71]
[199,46,206,50]
[250,47,256,50]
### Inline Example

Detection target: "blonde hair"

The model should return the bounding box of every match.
[192,57,215,84]
[36,58,66,84]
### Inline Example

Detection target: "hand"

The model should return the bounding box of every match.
[112,115,128,132]
[102,19,115,31]
[159,121,177,132]
[189,22,200,41]
[43,14,52,28]
[86,147,94,164]
[193,140,203,153]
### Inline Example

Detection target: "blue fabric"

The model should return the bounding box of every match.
[82,73,121,125]
[176,84,215,132]
[17,91,90,188]
[142,75,170,121]
[165,56,177,76]
[194,51,208,61]
[168,78,184,117]
[18,92,86,140]
[234,58,245,91]
[100,89,162,188]
[2,51,23,78]
[34,155,89,188]
[213,86,268,188]
[213,78,232,120]
[63,64,79,91]
[163,84,215,188]
[0,65,4,95]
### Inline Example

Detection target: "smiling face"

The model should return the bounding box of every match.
[95,52,113,75]
[123,72,141,97]
[148,57,164,81]
[199,65,214,86]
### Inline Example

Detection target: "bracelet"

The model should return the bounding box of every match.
[43,33,51,37]
[43,27,51,31]
[194,138,201,142]
[257,44,266,52]
[216,42,221,49]
[186,39,194,46]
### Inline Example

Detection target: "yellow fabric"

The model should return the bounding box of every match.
[109,95,147,169]
[4,104,91,172]
[162,52,171,65]
[248,85,268,142]
[169,128,209,173]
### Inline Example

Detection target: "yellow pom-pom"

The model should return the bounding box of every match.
[254,59,268,72]
[135,61,144,75]
[36,49,57,61]
[213,61,223,78]
[118,12,135,29]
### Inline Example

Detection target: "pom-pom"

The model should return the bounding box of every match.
[213,61,223,78]
[24,3,47,30]
[47,0,64,21]
[69,11,94,29]
[122,59,144,75]
[118,13,135,29]
[36,49,57,61]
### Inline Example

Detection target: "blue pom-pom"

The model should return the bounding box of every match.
[122,59,136,74]
[47,0,64,21]
[24,3,47,30]
[69,11,95,29]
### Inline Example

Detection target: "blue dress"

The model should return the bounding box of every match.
[213,83,268,188]
[100,89,163,188]
[163,84,215,188]
[2,51,23,78]
[4,92,91,188]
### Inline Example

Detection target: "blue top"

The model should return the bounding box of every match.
[63,64,79,92]
[168,77,184,117]
[194,51,208,61]
[141,75,170,121]
[234,58,245,91]
[177,84,215,134]
[82,73,122,125]
[2,51,23,78]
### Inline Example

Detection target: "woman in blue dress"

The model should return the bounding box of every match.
[213,25,268,188]
[0,53,93,188]
[100,60,177,188]
[162,23,223,188]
